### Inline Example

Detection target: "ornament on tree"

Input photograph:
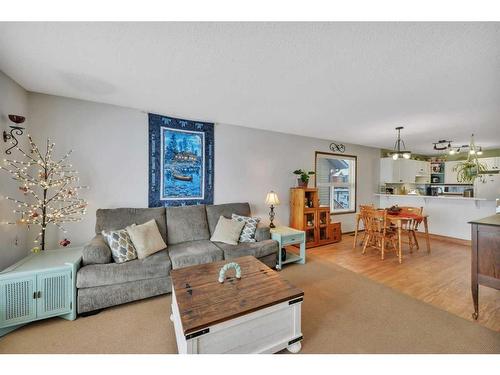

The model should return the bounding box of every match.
[59,238,71,247]
[1,135,89,250]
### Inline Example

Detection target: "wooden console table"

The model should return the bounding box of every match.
[469,215,500,320]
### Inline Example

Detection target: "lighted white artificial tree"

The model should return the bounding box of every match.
[1,135,88,251]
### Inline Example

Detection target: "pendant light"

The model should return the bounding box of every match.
[390,126,411,160]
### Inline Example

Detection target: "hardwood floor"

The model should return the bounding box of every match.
[289,232,500,332]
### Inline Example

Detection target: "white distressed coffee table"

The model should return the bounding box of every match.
[170,255,304,354]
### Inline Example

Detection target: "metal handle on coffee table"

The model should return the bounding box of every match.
[218,262,242,283]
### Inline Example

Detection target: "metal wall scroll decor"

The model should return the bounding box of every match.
[3,115,26,155]
[329,142,346,153]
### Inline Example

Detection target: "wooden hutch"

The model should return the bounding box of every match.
[289,187,341,248]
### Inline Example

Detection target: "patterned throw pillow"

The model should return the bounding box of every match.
[101,229,138,263]
[232,214,261,243]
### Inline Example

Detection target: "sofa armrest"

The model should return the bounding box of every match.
[82,234,112,266]
[255,226,271,242]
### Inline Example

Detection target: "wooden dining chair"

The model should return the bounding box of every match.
[398,206,424,253]
[361,209,398,260]
[357,204,376,247]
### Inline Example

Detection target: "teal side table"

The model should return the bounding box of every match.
[0,247,82,337]
[271,226,306,270]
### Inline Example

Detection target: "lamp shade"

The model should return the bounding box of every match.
[265,191,280,206]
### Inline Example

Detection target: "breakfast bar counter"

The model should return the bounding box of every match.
[376,194,496,240]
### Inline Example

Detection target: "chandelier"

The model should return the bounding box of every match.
[390,126,411,160]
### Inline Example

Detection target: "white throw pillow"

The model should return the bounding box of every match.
[126,219,167,259]
[210,216,245,245]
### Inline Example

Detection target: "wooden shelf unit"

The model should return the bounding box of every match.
[289,188,341,248]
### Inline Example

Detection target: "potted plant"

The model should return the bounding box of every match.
[453,134,487,184]
[293,169,315,188]
[454,159,487,184]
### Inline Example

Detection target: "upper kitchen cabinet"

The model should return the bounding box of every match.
[444,160,471,185]
[415,160,431,183]
[480,157,500,171]
[380,158,430,184]
[475,173,500,200]
[380,157,398,183]
[444,160,460,184]
[474,157,500,200]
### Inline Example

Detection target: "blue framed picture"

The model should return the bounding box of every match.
[149,113,214,207]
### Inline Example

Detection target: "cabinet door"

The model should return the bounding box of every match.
[36,270,72,319]
[479,157,495,170]
[444,161,460,184]
[415,161,429,175]
[380,158,395,183]
[0,275,37,328]
[398,160,417,183]
[415,161,430,183]
[475,174,500,200]
[482,157,500,171]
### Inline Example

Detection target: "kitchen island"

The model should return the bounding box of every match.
[376,194,496,240]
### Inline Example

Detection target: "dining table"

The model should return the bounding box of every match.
[352,210,431,264]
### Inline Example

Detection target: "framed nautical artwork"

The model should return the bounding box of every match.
[149,113,214,207]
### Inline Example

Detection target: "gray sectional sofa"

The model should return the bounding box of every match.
[76,202,278,314]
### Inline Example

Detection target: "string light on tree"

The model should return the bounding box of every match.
[0,135,89,251]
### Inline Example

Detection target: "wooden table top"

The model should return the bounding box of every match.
[170,256,304,335]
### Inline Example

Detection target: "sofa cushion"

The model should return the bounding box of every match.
[168,240,224,269]
[210,216,245,245]
[214,239,278,260]
[95,207,167,243]
[82,234,112,265]
[232,213,261,242]
[166,205,210,245]
[206,202,251,235]
[76,249,171,288]
[101,228,138,264]
[126,219,167,259]
[254,226,271,242]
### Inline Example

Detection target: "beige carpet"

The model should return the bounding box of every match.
[1,255,499,354]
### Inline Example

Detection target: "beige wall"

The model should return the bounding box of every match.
[1,91,380,265]
[0,90,380,269]
[0,71,29,270]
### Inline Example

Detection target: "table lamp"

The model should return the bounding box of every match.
[265,191,280,228]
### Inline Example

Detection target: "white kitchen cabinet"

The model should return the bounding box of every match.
[474,157,500,200]
[380,158,398,184]
[379,158,424,184]
[398,160,418,184]
[415,161,430,176]
[475,174,500,200]
[479,157,500,171]
[415,160,431,183]
[444,160,469,185]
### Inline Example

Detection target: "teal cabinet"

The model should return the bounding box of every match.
[0,275,37,328]
[36,270,72,319]
[0,248,82,337]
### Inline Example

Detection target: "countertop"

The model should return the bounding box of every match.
[375,193,488,201]
[468,214,500,226]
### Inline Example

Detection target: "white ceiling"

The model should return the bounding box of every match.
[0,22,499,154]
